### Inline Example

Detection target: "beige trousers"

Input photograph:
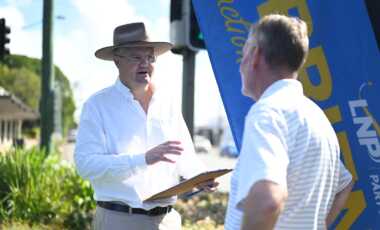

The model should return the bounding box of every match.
[93,206,182,230]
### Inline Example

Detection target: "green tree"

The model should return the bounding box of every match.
[0,65,41,109]
[0,54,76,135]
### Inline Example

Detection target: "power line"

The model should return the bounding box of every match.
[22,15,65,30]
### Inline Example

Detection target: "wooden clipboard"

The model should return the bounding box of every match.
[144,168,233,202]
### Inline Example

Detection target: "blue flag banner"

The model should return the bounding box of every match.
[192,0,380,229]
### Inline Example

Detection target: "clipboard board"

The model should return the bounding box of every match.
[144,168,233,202]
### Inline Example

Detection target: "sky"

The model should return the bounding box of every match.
[0,0,228,128]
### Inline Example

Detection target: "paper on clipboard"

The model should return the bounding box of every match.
[143,168,233,202]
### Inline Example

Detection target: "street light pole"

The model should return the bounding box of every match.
[40,0,54,154]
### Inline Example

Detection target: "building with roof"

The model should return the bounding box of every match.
[0,87,39,152]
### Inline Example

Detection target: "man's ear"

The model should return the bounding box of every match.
[252,46,260,69]
[114,58,120,68]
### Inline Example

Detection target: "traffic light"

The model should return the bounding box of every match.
[170,0,205,53]
[187,1,205,50]
[170,0,185,54]
[0,18,10,60]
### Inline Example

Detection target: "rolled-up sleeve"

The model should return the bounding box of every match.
[74,101,147,181]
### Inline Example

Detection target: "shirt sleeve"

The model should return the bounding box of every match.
[175,112,206,179]
[337,160,353,193]
[236,109,289,208]
[74,100,147,181]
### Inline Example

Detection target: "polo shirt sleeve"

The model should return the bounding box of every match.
[74,100,147,182]
[235,109,289,208]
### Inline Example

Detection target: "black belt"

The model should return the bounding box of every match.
[96,201,172,216]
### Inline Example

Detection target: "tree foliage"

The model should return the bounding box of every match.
[0,54,76,134]
[0,65,41,109]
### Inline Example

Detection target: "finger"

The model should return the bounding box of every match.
[205,187,217,193]
[213,182,220,187]
[209,181,219,188]
[160,144,183,151]
[203,183,218,192]
[167,145,184,151]
[160,156,176,163]
[162,150,182,155]
[164,140,182,146]
[157,144,183,152]
[199,180,216,187]
[153,147,180,156]
[197,181,219,191]
[200,185,212,192]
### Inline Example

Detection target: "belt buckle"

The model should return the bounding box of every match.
[148,208,156,216]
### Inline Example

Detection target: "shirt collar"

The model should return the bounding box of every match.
[260,79,303,100]
[114,78,134,100]
[114,78,162,102]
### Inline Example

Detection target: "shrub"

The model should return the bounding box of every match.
[0,148,228,229]
[0,148,95,229]
[175,192,228,229]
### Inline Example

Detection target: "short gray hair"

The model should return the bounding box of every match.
[255,14,309,72]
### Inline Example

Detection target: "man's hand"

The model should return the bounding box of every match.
[145,141,183,165]
[196,179,219,193]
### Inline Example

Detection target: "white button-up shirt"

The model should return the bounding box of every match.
[225,79,352,229]
[74,79,205,210]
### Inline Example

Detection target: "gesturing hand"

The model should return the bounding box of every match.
[196,179,219,193]
[145,141,183,165]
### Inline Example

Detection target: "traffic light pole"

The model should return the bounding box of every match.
[182,48,196,139]
[40,0,54,154]
[170,0,204,139]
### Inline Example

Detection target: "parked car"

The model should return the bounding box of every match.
[219,128,239,158]
[220,143,238,158]
[67,129,77,142]
[194,135,212,154]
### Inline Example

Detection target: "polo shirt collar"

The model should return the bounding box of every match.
[260,79,303,100]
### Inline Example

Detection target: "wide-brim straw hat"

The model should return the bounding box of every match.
[95,22,173,61]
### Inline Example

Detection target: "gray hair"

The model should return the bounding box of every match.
[254,14,309,72]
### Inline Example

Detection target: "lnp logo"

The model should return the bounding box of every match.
[349,82,380,163]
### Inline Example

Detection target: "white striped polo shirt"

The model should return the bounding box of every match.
[224,79,352,230]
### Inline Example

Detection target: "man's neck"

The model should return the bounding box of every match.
[131,85,154,113]
[256,69,297,100]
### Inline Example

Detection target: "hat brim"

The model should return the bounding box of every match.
[95,41,173,61]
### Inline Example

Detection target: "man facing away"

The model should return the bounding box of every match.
[74,22,217,230]
[224,14,354,230]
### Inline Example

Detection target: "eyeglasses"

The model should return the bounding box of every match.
[115,54,156,63]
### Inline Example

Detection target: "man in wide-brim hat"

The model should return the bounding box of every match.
[74,22,218,230]
[94,22,172,60]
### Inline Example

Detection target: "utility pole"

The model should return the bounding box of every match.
[182,48,196,138]
[40,0,54,154]
[170,0,205,139]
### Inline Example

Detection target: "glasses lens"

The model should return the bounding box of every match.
[128,55,156,63]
